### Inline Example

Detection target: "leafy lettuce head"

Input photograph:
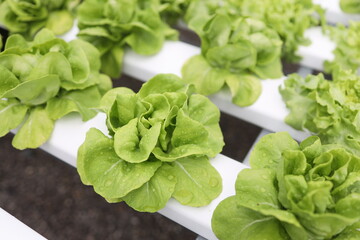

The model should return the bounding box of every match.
[159,0,189,24]
[184,0,240,33]
[77,74,224,212]
[182,14,282,107]
[233,0,322,62]
[200,15,283,78]
[77,0,178,78]
[325,22,360,74]
[185,0,321,62]
[280,70,360,156]
[0,29,111,149]
[212,132,360,240]
[0,0,79,38]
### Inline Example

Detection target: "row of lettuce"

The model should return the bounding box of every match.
[2,0,358,107]
[0,0,360,239]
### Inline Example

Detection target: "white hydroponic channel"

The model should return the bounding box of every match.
[0,208,46,240]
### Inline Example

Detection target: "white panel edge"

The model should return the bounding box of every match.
[0,208,47,240]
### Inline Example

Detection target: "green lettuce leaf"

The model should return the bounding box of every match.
[46,86,102,121]
[250,132,299,170]
[212,196,290,240]
[225,73,262,107]
[122,163,177,212]
[181,55,227,96]
[170,156,222,207]
[12,107,54,150]
[77,128,162,199]
[0,99,28,137]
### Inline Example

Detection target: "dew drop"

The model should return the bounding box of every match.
[209,177,219,187]
[176,190,193,204]
[105,180,112,187]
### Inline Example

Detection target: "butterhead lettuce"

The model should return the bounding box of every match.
[182,14,283,107]
[232,0,323,62]
[0,29,111,149]
[212,132,360,240]
[77,74,224,212]
[77,0,178,78]
[0,0,80,39]
[280,70,360,155]
[185,0,322,62]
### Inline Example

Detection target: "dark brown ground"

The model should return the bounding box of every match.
[0,27,299,240]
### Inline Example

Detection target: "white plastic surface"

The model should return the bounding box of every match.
[298,27,336,71]
[0,208,46,240]
[314,0,360,25]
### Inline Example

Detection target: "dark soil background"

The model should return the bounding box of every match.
[0,27,301,240]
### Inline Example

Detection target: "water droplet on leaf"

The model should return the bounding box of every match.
[209,177,219,187]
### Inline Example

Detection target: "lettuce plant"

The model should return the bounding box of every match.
[77,74,224,212]
[212,132,360,240]
[185,0,322,62]
[0,29,111,149]
[280,70,360,155]
[325,22,360,74]
[182,14,283,107]
[77,0,178,78]
[184,0,239,33]
[232,0,323,62]
[340,0,360,13]
[160,0,189,24]
[0,0,80,39]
